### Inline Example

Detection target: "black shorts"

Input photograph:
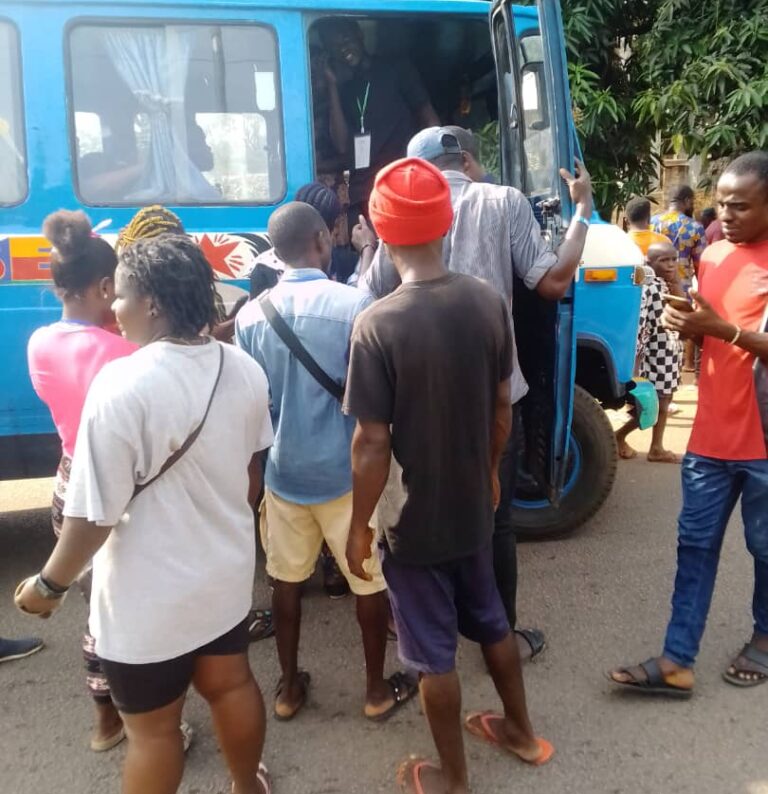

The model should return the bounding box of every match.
[100,619,249,714]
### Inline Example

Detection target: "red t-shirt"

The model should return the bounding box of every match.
[688,239,768,460]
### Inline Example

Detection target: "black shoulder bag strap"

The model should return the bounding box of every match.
[259,293,345,403]
[131,342,225,501]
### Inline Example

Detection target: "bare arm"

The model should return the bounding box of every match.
[351,420,391,530]
[16,516,112,617]
[351,215,378,277]
[417,102,440,129]
[44,517,112,587]
[663,290,768,362]
[346,420,391,580]
[247,451,265,512]
[490,379,513,508]
[326,76,350,155]
[536,160,594,301]
[736,329,768,362]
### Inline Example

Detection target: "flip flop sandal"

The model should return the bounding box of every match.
[232,762,271,794]
[366,671,419,722]
[723,643,768,688]
[181,721,194,753]
[515,628,546,661]
[247,609,275,642]
[257,762,271,794]
[606,657,693,698]
[396,756,441,794]
[465,711,554,766]
[274,670,311,721]
[90,726,126,753]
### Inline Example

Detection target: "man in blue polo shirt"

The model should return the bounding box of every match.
[236,201,416,723]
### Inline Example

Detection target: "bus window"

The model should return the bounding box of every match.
[68,22,285,206]
[0,21,27,206]
[306,15,499,229]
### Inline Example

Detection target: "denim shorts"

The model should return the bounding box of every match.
[380,541,511,675]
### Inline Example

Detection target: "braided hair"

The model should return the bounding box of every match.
[42,210,117,298]
[294,182,342,231]
[118,234,217,338]
[116,205,185,254]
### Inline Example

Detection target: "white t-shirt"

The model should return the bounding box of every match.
[64,340,273,664]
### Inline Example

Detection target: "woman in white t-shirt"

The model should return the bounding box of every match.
[16,234,274,794]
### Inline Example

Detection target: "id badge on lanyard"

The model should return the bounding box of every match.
[354,81,371,170]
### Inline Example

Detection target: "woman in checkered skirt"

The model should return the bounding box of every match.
[616,241,685,463]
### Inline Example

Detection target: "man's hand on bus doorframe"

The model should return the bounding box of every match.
[560,158,592,210]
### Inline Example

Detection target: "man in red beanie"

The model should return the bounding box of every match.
[357,126,592,666]
[344,158,552,794]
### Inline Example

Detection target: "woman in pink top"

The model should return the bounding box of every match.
[27,210,136,752]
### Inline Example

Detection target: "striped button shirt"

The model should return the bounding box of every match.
[361,170,557,402]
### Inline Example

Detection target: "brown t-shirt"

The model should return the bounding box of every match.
[343,272,514,565]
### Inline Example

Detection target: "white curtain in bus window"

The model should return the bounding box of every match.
[69,23,284,205]
[0,22,27,206]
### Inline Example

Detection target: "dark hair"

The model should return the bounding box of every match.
[116,205,185,253]
[118,234,217,338]
[444,126,479,159]
[315,17,362,48]
[268,202,328,264]
[43,210,117,298]
[294,182,342,231]
[669,184,695,205]
[722,150,768,198]
[625,197,652,225]
[700,207,717,224]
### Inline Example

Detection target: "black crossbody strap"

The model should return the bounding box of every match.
[259,293,345,403]
[131,343,225,501]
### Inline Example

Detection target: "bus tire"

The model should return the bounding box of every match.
[512,385,618,540]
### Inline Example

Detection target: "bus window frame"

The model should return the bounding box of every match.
[0,17,29,208]
[64,15,287,208]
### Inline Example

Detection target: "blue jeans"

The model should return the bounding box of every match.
[663,453,768,667]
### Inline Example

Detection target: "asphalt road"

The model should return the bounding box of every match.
[1,386,766,794]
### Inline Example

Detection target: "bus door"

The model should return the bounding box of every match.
[490,0,576,506]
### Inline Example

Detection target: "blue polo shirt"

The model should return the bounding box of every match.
[235,268,372,504]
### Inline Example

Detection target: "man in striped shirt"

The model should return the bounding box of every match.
[358,126,592,661]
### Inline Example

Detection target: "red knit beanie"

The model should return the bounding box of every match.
[368,157,453,246]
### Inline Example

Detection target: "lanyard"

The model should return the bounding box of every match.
[356,82,371,134]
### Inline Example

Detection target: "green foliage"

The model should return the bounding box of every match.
[632,0,768,159]
[561,0,660,215]
[561,0,768,215]
[475,121,501,181]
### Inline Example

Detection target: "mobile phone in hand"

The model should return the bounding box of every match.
[661,293,694,312]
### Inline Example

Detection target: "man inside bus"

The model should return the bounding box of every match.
[357,126,593,663]
[315,17,440,225]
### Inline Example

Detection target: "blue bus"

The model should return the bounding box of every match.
[0,0,654,537]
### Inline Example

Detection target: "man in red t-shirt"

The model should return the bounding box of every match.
[609,151,768,696]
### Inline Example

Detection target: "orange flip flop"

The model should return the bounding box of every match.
[396,757,441,794]
[464,711,555,766]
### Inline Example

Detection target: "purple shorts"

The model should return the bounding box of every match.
[380,541,510,675]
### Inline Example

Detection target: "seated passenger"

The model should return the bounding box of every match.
[315,17,439,223]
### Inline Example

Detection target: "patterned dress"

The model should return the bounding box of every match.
[637,276,682,395]
[651,210,706,285]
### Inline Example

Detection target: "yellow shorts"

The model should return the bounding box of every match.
[261,489,386,597]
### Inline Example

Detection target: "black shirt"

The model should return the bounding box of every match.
[338,57,430,205]
[344,273,514,566]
